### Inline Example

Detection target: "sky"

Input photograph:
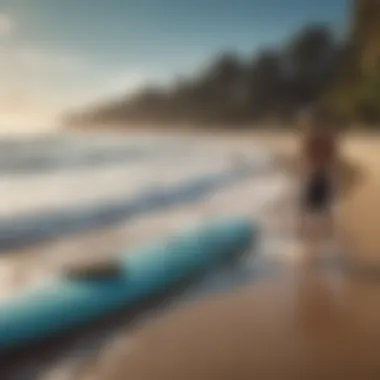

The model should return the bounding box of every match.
[0,0,349,130]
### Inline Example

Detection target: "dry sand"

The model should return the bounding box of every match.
[39,131,380,380]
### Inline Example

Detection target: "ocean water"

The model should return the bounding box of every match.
[0,131,295,302]
[0,132,296,380]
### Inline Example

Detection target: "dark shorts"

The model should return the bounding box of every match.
[302,171,333,213]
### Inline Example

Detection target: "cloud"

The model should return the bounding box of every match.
[0,13,13,37]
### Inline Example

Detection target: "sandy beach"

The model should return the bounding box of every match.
[2,130,380,380]
[93,132,380,380]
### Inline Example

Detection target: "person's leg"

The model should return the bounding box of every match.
[310,171,341,262]
[301,171,336,260]
[297,174,311,240]
[317,206,334,241]
[297,181,319,262]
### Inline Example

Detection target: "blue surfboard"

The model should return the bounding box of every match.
[0,216,256,350]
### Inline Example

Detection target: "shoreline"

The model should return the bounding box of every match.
[1,140,289,379]
[3,130,380,379]
[65,131,380,380]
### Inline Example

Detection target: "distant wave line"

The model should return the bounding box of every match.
[0,161,270,251]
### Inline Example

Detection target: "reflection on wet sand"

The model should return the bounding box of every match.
[87,266,380,380]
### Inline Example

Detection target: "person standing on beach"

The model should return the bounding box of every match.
[297,110,340,250]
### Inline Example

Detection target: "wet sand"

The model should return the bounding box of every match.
[90,268,380,380]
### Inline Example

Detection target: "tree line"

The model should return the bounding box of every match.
[65,22,379,128]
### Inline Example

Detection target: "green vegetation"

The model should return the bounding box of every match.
[327,0,380,125]
[65,1,380,128]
